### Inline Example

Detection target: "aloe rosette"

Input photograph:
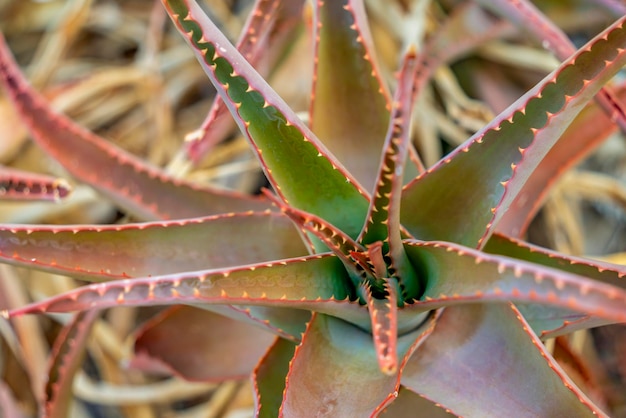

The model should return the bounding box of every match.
[0,0,626,416]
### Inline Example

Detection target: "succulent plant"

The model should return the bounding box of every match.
[1,0,626,416]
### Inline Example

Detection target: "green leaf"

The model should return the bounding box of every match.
[478,0,626,133]
[402,304,603,417]
[310,0,391,190]
[484,233,626,336]
[404,240,626,324]
[253,337,296,418]
[401,15,626,248]
[0,212,306,281]
[163,0,370,239]
[484,234,626,290]
[186,0,306,163]
[4,255,371,329]
[360,49,422,300]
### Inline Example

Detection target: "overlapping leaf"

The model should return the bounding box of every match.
[0,33,267,221]
[0,212,305,280]
[401,15,626,248]
[163,0,370,239]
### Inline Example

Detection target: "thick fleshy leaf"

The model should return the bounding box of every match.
[0,211,306,281]
[360,48,421,300]
[362,280,399,375]
[45,310,99,418]
[401,15,626,248]
[185,0,306,163]
[485,234,626,290]
[0,32,267,221]
[4,255,371,330]
[310,0,391,190]
[497,84,626,237]
[132,306,275,381]
[253,337,296,418]
[162,0,370,239]
[280,313,437,416]
[404,240,626,324]
[263,189,366,273]
[402,304,603,417]
[0,167,71,202]
[485,233,626,336]
[478,0,626,133]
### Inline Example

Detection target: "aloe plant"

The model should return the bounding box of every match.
[1,0,626,416]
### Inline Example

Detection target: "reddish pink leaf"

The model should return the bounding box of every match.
[402,304,604,416]
[133,306,275,381]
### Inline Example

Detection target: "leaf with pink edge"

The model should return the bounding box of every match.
[497,83,626,237]
[478,0,626,133]
[360,48,422,300]
[45,310,99,418]
[0,167,71,202]
[185,0,306,163]
[310,0,393,191]
[484,233,626,336]
[163,0,370,239]
[0,33,267,221]
[253,336,296,418]
[132,306,275,382]
[281,314,402,416]
[485,234,626,290]
[0,211,306,281]
[403,240,626,324]
[401,15,626,248]
[402,304,602,417]
[4,255,372,330]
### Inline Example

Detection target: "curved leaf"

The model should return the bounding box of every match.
[485,233,626,336]
[477,0,626,133]
[0,32,267,221]
[497,83,626,237]
[45,310,99,418]
[185,0,306,163]
[0,167,70,202]
[4,255,371,330]
[0,211,306,281]
[404,240,626,324]
[401,15,626,248]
